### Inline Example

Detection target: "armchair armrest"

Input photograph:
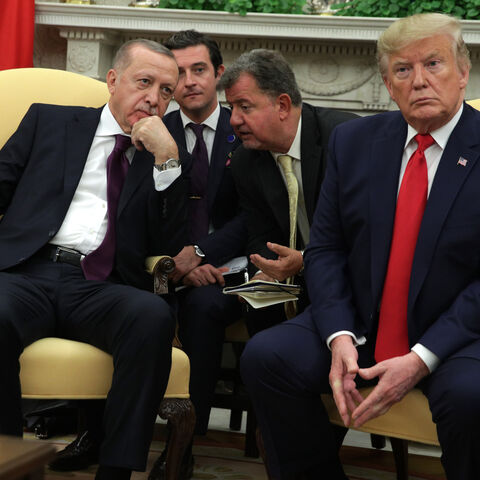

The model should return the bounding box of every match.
[145,255,175,295]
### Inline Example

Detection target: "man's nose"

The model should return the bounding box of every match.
[145,88,159,107]
[412,64,427,88]
[184,70,195,86]
[229,108,242,127]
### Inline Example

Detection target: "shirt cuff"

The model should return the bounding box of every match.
[326,331,367,350]
[411,343,440,373]
[152,166,181,191]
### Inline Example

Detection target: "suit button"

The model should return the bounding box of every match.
[48,230,56,237]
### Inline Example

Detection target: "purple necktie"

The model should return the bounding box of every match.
[82,134,131,281]
[188,123,209,243]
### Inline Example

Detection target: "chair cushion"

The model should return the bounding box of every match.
[20,338,190,400]
[467,98,480,110]
[321,387,439,446]
[0,68,109,150]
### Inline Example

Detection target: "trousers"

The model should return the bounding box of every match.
[241,309,480,480]
[0,255,175,471]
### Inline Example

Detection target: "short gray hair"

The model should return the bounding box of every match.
[113,39,175,72]
[377,13,471,76]
[219,49,302,106]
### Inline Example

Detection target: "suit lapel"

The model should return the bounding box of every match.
[300,105,323,223]
[118,148,152,215]
[409,106,480,309]
[208,107,238,211]
[258,150,290,239]
[64,107,102,194]
[166,110,188,150]
[369,115,407,307]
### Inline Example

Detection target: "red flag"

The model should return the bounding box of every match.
[0,0,35,70]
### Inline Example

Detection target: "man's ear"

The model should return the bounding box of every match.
[277,93,292,121]
[215,64,225,80]
[106,69,117,95]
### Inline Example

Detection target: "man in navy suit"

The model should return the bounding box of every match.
[241,13,480,480]
[147,30,246,480]
[0,39,189,480]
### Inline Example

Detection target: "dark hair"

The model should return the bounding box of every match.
[113,39,174,72]
[218,49,302,106]
[164,30,223,76]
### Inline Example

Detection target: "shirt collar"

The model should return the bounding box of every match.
[404,103,464,151]
[180,103,220,132]
[96,104,131,138]
[272,116,302,162]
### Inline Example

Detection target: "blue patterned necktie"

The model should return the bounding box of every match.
[188,123,209,242]
[82,134,130,281]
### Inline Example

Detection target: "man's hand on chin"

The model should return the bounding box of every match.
[350,351,430,427]
[130,116,179,164]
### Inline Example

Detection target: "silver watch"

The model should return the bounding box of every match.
[156,158,180,171]
[193,245,205,258]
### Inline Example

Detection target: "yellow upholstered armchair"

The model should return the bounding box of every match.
[0,67,194,480]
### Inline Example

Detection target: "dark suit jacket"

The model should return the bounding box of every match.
[163,106,245,267]
[231,102,356,265]
[0,103,189,291]
[305,103,480,362]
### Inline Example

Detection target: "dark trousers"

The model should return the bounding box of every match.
[240,308,480,480]
[0,256,175,471]
[178,284,242,434]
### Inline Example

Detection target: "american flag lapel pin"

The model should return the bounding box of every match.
[457,157,468,167]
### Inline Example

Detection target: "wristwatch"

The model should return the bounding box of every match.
[155,158,180,171]
[193,245,205,259]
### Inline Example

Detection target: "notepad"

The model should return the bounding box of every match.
[223,279,301,309]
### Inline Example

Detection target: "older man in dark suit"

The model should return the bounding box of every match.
[241,14,480,480]
[0,39,189,480]
[219,49,356,334]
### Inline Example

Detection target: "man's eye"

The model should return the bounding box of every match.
[395,66,410,78]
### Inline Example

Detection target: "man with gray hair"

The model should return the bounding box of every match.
[0,39,189,480]
[240,13,480,479]
[220,49,355,334]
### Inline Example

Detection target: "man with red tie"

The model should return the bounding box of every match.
[241,13,480,480]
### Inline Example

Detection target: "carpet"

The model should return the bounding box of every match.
[25,427,445,480]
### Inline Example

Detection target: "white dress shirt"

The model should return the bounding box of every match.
[179,103,220,164]
[51,104,179,255]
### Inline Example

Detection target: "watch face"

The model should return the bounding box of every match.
[194,245,205,257]
[166,158,179,169]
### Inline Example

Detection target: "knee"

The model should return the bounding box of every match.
[240,331,279,388]
[125,295,176,348]
[431,371,480,432]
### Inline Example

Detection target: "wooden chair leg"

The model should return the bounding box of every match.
[245,408,259,458]
[390,437,409,480]
[158,398,196,480]
[370,433,386,449]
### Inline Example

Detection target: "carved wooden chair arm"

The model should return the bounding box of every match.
[145,255,175,295]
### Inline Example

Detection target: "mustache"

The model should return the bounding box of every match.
[138,104,158,116]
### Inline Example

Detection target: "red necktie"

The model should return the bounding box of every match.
[82,134,130,281]
[375,134,435,362]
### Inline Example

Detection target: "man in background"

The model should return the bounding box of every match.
[219,49,355,334]
[148,30,246,480]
